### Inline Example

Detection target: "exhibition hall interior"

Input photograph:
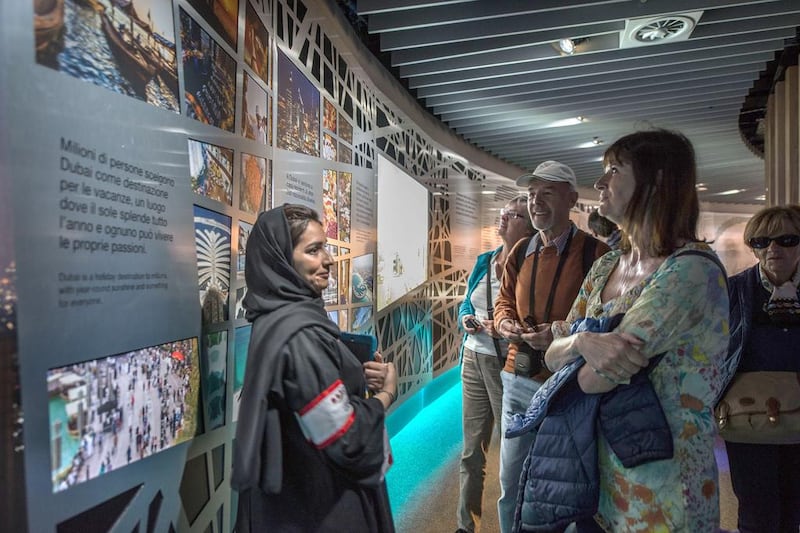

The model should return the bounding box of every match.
[2,0,799,531]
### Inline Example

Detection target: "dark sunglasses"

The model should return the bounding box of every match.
[747,234,800,249]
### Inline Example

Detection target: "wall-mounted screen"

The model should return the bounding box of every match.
[376,154,429,311]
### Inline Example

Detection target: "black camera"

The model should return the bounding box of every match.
[514,342,543,377]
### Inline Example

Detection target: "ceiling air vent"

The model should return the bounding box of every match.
[620,11,703,49]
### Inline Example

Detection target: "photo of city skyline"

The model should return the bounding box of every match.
[276,50,320,157]
[180,8,236,132]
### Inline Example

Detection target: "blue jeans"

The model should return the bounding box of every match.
[497,370,541,533]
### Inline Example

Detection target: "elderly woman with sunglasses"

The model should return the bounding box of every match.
[725,205,800,533]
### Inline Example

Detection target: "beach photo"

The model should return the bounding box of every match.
[237,219,253,277]
[34,0,179,112]
[48,337,200,492]
[232,325,251,422]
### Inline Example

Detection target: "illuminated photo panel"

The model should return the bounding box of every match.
[376,154,429,311]
[48,337,200,492]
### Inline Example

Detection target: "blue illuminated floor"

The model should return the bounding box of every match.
[386,376,463,523]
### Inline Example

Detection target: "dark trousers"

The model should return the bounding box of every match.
[726,441,800,533]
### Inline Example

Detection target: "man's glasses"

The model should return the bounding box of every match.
[500,209,525,220]
[747,234,800,249]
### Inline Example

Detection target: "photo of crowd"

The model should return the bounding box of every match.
[48,337,199,492]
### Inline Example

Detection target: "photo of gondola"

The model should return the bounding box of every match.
[34,0,179,112]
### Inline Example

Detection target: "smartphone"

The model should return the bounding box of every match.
[465,317,482,329]
[340,332,378,363]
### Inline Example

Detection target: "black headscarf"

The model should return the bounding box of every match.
[231,206,339,493]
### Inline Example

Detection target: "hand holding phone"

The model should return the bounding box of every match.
[464,316,482,330]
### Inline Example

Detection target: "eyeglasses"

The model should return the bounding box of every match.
[500,209,526,220]
[747,234,800,249]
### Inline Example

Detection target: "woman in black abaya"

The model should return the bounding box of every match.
[232,204,397,532]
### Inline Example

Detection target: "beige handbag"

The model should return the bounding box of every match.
[715,371,800,444]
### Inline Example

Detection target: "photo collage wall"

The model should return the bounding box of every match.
[31,0,376,503]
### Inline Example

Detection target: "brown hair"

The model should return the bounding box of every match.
[603,129,699,256]
[282,204,323,247]
[743,205,800,245]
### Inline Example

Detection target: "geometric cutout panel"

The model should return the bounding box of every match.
[56,484,142,533]
[180,454,210,526]
[211,444,225,490]
[147,490,163,533]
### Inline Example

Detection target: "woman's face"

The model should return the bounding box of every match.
[751,219,800,285]
[292,221,334,294]
[594,157,636,225]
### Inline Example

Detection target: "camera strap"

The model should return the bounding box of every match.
[528,229,573,324]
[487,251,504,361]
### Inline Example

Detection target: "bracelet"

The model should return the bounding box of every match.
[592,366,624,385]
[377,389,396,404]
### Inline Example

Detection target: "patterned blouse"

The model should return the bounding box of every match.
[565,242,730,533]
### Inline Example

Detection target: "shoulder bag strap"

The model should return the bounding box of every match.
[486,254,504,360]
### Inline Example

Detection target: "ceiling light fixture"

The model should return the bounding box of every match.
[558,38,575,55]
[712,189,746,196]
[547,116,587,128]
[591,137,603,145]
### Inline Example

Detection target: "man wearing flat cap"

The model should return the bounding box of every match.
[493,161,609,533]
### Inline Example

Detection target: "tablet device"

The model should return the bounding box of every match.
[340,332,377,363]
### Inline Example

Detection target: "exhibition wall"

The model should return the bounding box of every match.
[1,0,505,531]
[0,1,760,532]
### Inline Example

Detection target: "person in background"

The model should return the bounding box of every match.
[493,161,608,533]
[587,208,621,250]
[232,204,397,533]
[543,129,729,532]
[725,204,800,533]
[455,195,534,533]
